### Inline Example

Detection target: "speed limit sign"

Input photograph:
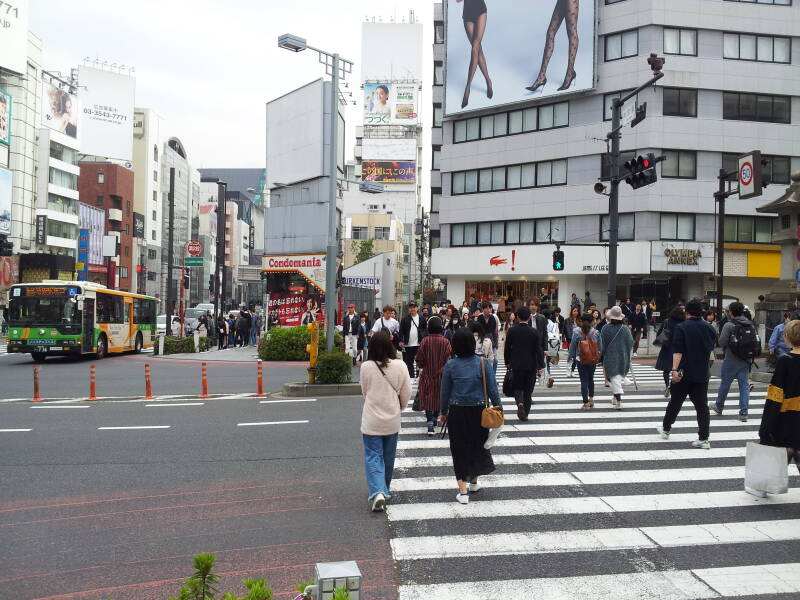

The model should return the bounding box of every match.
[186,240,203,257]
[738,151,762,200]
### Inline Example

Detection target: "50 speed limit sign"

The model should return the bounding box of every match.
[738,150,762,200]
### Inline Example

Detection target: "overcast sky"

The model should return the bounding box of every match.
[29,0,433,170]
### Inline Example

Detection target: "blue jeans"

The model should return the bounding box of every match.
[362,433,398,501]
[250,329,259,345]
[576,363,596,402]
[715,360,750,414]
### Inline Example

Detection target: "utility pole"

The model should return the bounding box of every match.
[165,167,176,335]
[605,54,664,310]
[325,54,340,352]
[213,180,227,322]
[716,169,727,324]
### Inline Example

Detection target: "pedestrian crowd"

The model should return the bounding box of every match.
[357,293,800,511]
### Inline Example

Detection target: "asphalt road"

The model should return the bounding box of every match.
[0,350,353,400]
[0,395,396,600]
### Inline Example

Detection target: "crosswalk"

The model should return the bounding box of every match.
[394,360,800,599]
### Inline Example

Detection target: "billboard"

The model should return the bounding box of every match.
[363,82,418,126]
[262,253,327,293]
[362,160,416,183]
[77,66,135,160]
[0,89,10,146]
[445,0,595,115]
[268,292,325,328]
[361,22,423,82]
[133,213,145,239]
[0,167,11,235]
[42,81,78,138]
[362,138,416,161]
[0,0,28,75]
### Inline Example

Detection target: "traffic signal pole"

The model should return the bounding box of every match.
[606,67,664,310]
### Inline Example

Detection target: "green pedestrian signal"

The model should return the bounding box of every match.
[552,250,565,271]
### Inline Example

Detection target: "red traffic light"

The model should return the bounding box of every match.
[642,158,650,168]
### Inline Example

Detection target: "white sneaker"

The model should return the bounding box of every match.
[371,493,386,512]
[691,439,711,449]
[657,427,671,439]
[468,481,481,493]
[633,352,638,357]
[568,370,575,378]
[456,492,470,504]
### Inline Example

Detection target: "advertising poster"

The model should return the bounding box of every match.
[262,254,327,293]
[445,0,595,115]
[77,229,89,281]
[362,138,416,161]
[133,213,145,239]
[0,88,10,146]
[268,293,325,328]
[363,82,418,126]
[0,167,12,235]
[77,66,135,160]
[361,160,416,183]
[0,0,28,75]
[42,81,79,139]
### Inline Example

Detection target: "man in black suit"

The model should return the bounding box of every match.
[504,306,545,421]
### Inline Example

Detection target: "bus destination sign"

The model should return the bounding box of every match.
[23,287,80,297]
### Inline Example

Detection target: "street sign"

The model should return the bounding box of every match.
[621,102,636,127]
[184,256,203,267]
[738,150,762,200]
[186,240,203,257]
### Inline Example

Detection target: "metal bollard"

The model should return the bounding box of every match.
[88,365,98,401]
[199,362,210,398]
[143,363,155,400]
[254,359,266,397]
[31,366,42,402]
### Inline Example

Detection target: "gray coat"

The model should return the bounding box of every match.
[600,321,634,378]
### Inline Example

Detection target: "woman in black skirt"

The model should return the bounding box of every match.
[439,328,502,504]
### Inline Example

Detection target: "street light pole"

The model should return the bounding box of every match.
[607,98,622,311]
[325,54,340,352]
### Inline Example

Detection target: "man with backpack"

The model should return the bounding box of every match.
[710,301,759,421]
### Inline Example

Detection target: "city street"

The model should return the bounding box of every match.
[2,358,799,599]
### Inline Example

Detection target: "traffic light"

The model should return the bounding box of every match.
[0,234,12,256]
[552,250,564,271]
[623,153,659,189]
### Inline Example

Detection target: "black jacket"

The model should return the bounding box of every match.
[342,312,360,335]
[400,314,427,346]
[629,311,648,332]
[504,322,545,372]
[477,313,498,347]
[529,313,549,354]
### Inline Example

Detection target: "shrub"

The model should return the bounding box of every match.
[154,336,194,355]
[316,350,353,384]
[258,326,343,361]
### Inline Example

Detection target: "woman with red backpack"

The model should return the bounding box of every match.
[568,313,601,410]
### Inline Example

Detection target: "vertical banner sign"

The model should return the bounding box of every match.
[0,88,11,146]
[35,214,47,244]
[77,66,135,160]
[133,213,145,239]
[0,0,28,75]
[77,228,89,281]
[42,81,78,139]
[0,166,11,235]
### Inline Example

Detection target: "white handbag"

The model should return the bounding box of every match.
[744,441,789,495]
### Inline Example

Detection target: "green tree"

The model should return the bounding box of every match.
[169,553,220,600]
[352,239,375,264]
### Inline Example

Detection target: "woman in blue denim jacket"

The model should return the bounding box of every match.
[439,328,502,504]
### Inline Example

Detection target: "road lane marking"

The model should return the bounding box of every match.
[259,398,317,404]
[145,403,204,407]
[237,420,309,427]
[398,564,800,600]
[29,405,91,408]
[391,519,800,560]
[0,428,32,432]
[97,425,171,430]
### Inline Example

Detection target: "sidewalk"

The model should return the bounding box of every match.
[156,345,262,362]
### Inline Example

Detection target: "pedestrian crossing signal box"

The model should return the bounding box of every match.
[552,250,565,271]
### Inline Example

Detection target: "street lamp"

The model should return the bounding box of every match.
[278,33,353,352]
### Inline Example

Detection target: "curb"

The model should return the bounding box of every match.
[283,382,361,397]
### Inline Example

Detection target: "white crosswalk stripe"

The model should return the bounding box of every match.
[391,359,799,599]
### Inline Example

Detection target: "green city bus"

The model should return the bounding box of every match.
[6,281,157,362]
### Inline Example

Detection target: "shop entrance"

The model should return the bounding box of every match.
[629,277,684,318]
[465,280,559,311]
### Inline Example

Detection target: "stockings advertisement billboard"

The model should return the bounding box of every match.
[445,0,595,115]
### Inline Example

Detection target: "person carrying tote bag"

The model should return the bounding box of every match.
[749,319,800,497]
[439,328,503,504]
[359,331,411,512]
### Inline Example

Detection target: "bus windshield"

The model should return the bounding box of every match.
[9,296,80,327]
